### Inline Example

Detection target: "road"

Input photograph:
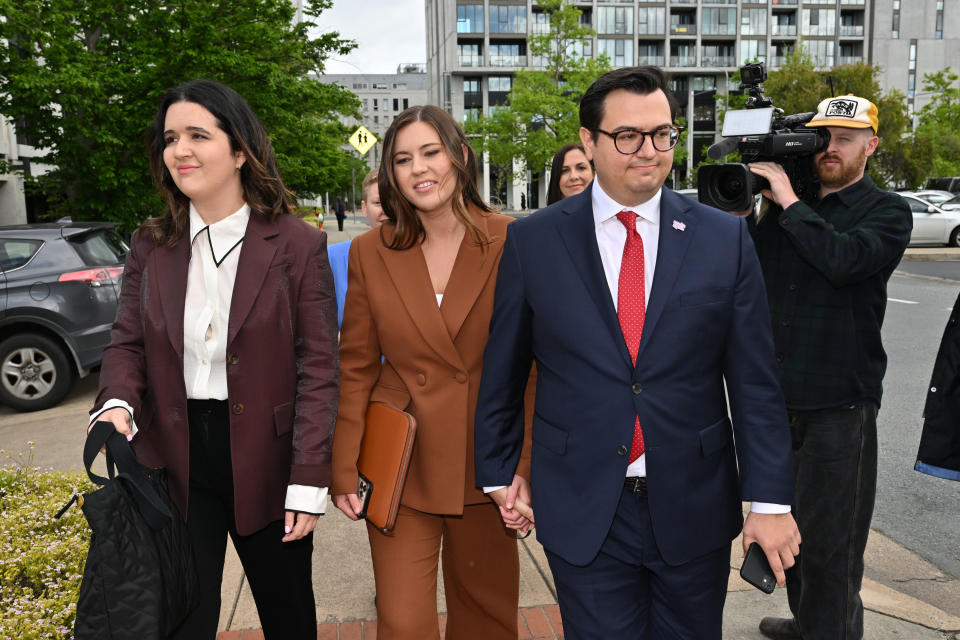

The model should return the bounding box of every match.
[0,269,958,582]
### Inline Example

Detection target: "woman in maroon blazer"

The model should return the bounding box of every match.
[90,80,338,639]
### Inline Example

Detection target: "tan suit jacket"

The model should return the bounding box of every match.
[332,208,532,514]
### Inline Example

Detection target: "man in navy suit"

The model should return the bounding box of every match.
[474,67,801,639]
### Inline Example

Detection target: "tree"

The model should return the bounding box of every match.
[914,68,960,179]
[0,0,359,229]
[465,0,612,187]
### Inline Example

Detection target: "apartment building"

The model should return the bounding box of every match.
[317,64,429,171]
[425,0,954,204]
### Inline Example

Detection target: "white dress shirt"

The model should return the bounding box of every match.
[92,203,327,515]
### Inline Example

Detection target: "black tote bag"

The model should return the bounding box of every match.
[72,421,199,639]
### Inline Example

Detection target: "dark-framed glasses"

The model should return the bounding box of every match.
[594,125,685,154]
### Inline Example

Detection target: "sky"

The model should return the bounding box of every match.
[312,0,427,75]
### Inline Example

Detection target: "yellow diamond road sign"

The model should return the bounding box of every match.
[349,126,377,154]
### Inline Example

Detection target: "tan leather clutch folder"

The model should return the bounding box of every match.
[356,402,417,532]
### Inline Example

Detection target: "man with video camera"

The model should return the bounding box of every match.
[744,96,911,639]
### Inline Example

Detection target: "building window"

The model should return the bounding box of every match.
[802,9,836,36]
[935,11,943,39]
[531,10,551,35]
[598,7,634,35]
[489,5,526,34]
[403,98,409,110]
[637,42,664,66]
[701,42,735,67]
[373,99,378,111]
[458,42,482,67]
[802,40,834,68]
[489,42,524,67]
[598,38,633,66]
[692,76,716,92]
[892,11,900,38]
[740,39,767,65]
[463,107,481,124]
[702,8,736,36]
[893,0,900,9]
[457,4,484,33]
[489,76,512,93]
[909,41,917,70]
[638,7,665,35]
[741,9,767,36]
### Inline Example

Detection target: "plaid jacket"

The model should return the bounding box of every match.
[749,175,912,410]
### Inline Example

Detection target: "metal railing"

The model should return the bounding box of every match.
[670,55,698,67]
[670,24,698,36]
[839,25,864,37]
[638,55,666,66]
[771,24,797,36]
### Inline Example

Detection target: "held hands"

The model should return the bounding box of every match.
[88,407,133,438]
[742,511,802,587]
[282,511,319,542]
[748,162,800,211]
[489,475,534,534]
[333,493,365,521]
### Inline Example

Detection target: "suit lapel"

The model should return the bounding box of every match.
[439,208,498,343]
[375,226,463,368]
[228,214,279,347]
[156,234,190,358]
[556,188,633,370]
[636,188,695,364]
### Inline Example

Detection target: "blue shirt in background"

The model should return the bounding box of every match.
[327,239,351,329]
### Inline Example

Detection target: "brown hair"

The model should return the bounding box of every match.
[361,168,379,200]
[378,105,492,250]
[547,143,593,205]
[143,80,291,247]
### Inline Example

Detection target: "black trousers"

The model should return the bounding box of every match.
[786,403,878,640]
[171,400,316,640]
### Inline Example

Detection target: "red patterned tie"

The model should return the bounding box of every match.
[616,211,645,462]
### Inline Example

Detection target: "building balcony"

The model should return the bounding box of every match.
[489,55,525,67]
[771,24,797,36]
[839,25,864,37]
[671,0,697,4]
[770,55,790,67]
[670,24,697,36]
[838,56,864,65]
[700,56,736,67]
[771,0,798,4]
[458,55,483,67]
[670,55,698,67]
[638,55,666,66]
[840,0,864,5]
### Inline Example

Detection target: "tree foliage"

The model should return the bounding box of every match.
[914,67,960,179]
[0,0,360,229]
[465,0,612,185]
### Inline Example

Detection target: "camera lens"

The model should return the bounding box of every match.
[697,163,757,211]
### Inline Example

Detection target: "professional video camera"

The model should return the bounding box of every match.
[697,62,830,211]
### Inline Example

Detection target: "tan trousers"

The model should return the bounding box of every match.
[367,501,520,640]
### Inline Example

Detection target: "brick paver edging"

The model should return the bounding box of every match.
[216,605,565,639]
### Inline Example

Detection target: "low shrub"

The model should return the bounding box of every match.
[0,449,92,639]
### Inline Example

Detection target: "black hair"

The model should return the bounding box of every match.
[579,66,679,133]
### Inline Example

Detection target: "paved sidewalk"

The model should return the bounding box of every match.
[232,215,960,639]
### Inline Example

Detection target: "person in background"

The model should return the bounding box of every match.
[327,168,387,329]
[335,195,346,231]
[744,95,912,640]
[546,142,595,205]
[89,80,338,639]
[331,105,533,640]
[916,289,960,482]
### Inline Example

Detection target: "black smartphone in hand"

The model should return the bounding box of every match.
[740,542,777,594]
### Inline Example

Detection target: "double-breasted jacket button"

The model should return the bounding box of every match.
[232,402,244,415]
[617,445,628,456]
[455,372,467,384]
[416,372,427,386]
[632,383,643,394]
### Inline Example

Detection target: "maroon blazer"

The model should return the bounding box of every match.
[94,212,339,536]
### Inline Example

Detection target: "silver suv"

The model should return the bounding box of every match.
[0,221,127,411]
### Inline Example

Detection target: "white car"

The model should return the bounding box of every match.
[901,194,960,246]
[899,189,956,206]
[940,194,960,211]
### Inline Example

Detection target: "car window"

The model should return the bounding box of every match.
[0,239,43,271]
[906,197,931,213]
[69,230,129,266]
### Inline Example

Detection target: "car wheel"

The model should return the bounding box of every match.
[0,333,75,412]
[950,227,960,248]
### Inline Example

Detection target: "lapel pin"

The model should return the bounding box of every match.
[672,220,686,231]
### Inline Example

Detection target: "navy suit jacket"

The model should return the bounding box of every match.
[474,185,794,567]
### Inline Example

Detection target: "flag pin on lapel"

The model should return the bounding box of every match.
[672,220,686,231]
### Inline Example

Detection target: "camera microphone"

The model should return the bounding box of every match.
[707,137,741,160]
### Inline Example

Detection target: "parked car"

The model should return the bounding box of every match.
[0,221,127,411]
[925,177,960,194]
[900,194,960,247]
[940,194,960,212]
[898,189,957,206]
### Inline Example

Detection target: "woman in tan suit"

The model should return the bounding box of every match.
[331,105,532,639]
